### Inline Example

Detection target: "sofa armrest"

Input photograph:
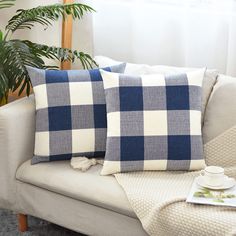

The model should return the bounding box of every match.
[0,96,35,210]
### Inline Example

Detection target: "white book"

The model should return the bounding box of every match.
[186,179,236,207]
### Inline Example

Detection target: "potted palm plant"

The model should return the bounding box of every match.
[0,0,97,105]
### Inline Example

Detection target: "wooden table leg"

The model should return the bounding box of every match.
[18,214,28,232]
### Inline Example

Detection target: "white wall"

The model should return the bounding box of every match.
[0,0,94,69]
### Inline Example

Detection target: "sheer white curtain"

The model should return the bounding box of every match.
[89,0,236,76]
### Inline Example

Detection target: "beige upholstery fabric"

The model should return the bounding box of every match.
[204,125,236,167]
[16,160,135,217]
[0,97,146,236]
[0,96,35,210]
[203,74,236,166]
[1,78,236,236]
[16,181,147,236]
[203,74,236,143]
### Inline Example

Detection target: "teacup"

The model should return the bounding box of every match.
[200,166,225,187]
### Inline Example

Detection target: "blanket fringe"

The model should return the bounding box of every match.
[70,157,104,172]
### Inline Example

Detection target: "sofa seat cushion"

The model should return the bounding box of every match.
[16,160,135,218]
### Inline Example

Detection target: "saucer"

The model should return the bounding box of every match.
[196,176,236,190]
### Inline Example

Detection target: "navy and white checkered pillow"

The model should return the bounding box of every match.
[27,64,126,164]
[100,69,206,175]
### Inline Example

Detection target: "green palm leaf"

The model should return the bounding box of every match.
[2,40,46,96]
[0,2,96,101]
[0,42,9,99]
[0,0,15,9]
[23,41,98,69]
[1,39,97,97]
[6,3,95,32]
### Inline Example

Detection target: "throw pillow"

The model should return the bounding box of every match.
[27,63,126,164]
[100,69,206,175]
[94,55,218,124]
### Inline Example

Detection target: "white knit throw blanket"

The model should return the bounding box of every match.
[71,157,236,235]
[115,167,236,236]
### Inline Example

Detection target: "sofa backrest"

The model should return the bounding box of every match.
[203,74,236,167]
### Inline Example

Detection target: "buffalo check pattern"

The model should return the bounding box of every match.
[100,69,206,175]
[27,64,126,164]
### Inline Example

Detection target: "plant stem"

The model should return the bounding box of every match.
[3,30,11,41]
[0,93,8,106]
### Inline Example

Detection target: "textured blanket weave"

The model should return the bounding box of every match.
[204,125,236,167]
[115,167,236,236]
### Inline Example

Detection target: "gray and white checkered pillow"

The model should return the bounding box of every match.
[27,64,126,164]
[100,69,206,175]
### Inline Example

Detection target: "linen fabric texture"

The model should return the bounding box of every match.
[27,64,126,164]
[94,55,218,126]
[101,70,206,175]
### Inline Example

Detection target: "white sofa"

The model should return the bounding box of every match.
[0,96,148,236]
[0,69,236,235]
